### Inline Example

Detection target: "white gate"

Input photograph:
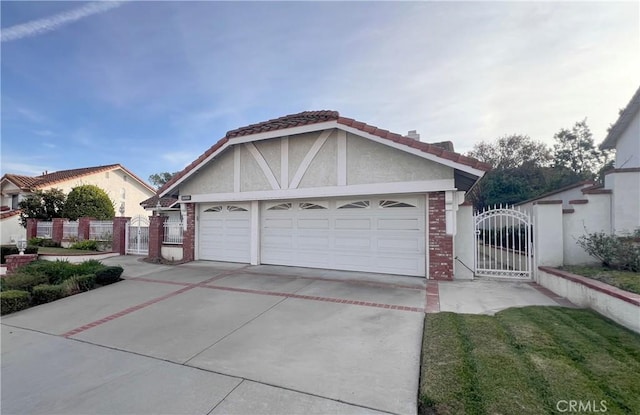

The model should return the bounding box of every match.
[126,215,149,255]
[474,206,533,279]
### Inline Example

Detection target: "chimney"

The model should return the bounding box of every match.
[406,130,420,140]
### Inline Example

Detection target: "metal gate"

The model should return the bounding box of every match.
[474,206,533,279]
[126,215,149,255]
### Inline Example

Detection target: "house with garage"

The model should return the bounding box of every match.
[1,164,156,244]
[146,111,490,279]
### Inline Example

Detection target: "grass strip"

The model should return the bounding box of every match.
[452,314,487,415]
[520,307,637,413]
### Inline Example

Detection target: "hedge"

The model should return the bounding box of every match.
[21,260,79,285]
[95,266,124,285]
[1,245,39,264]
[63,274,96,293]
[1,290,31,315]
[1,272,49,292]
[32,284,67,305]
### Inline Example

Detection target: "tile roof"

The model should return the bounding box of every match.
[1,164,155,193]
[1,209,21,220]
[600,85,640,150]
[140,195,179,209]
[158,110,492,196]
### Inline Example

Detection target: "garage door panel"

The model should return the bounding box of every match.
[334,218,371,230]
[378,218,421,230]
[261,196,425,277]
[199,204,250,263]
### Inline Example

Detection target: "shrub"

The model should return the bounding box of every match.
[95,266,123,285]
[577,232,640,272]
[75,259,103,275]
[62,274,95,294]
[1,245,38,264]
[32,284,68,305]
[1,272,49,292]
[0,290,31,315]
[28,237,59,248]
[69,240,99,251]
[20,260,78,284]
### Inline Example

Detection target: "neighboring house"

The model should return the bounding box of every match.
[1,164,156,244]
[600,85,640,235]
[145,110,490,279]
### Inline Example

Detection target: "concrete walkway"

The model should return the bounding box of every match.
[1,256,570,415]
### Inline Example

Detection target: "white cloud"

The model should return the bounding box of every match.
[1,1,125,42]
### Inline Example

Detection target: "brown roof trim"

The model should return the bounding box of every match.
[569,199,589,205]
[582,188,612,195]
[1,209,21,219]
[562,208,575,214]
[158,111,491,197]
[515,180,596,206]
[600,85,640,150]
[604,167,640,175]
[533,200,563,205]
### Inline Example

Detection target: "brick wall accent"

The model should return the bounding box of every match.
[429,192,453,280]
[77,217,96,241]
[26,219,37,240]
[5,254,38,274]
[51,218,65,244]
[148,215,167,261]
[112,217,131,255]
[182,203,195,262]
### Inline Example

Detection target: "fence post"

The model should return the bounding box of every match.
[77,217,96,241]
[51,218,65,245]
[148,215,167,261]
[112,217,131,255]
[26,218,38,240]
[532,201,564,279]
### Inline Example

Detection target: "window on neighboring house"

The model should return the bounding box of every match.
[11,194,19,210]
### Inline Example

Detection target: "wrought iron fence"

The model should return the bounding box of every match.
[163,220,184,244]
[63,221,78,240]
[89,220,113,241]
[36,221,53,239]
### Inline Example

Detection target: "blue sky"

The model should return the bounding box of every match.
[2,1,639,184]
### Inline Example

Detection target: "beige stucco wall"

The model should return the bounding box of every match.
[176,129,455,197]
[37,168,153,218]
[346,133,452,185]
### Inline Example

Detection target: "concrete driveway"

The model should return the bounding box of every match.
[1,257,426,415]
[1,256,568,415]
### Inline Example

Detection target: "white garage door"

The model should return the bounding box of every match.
[198,203,250,263]
[261,196,425,276]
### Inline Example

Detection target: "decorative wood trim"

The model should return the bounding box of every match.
[244,142,280,190]
[289,130,332,189]
[250,200,260,265]
[280,136,289,190]
[234,145,241,193]
[187,179,455,203]
[337,130,347,186]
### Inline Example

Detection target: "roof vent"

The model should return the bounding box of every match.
[406,130,420,140]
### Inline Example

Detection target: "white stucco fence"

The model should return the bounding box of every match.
[538,267,640,334]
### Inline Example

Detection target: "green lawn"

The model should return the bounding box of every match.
[420,307,640,415]
[37,247,104,256]
[560,265,640,295]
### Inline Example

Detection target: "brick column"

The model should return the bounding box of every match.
[429,192,453,280]
[112,217,131,255]
[51,218,65,245]
[78,217,95,241]
[182,203,196,262]
[26,218,38,240]
[148,215,167,261]
[5,254,38,274]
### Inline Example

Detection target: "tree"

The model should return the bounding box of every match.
[18,188,66,227]
[553,119,609,179]
[62,185,115,220]
[148,172,177,188]
[467,134,553,170]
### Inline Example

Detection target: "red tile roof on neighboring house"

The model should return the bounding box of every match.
[158,111,492,196]
[140,195,179,209]
[1,209,21,220]
[1,164,155,193]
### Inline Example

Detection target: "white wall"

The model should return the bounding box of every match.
[533,202,564,270]
[0,214,25,245]
[562,194,612,265]
[614,108,640,168]
[518,183,594,210]
[607,170,640,234]
[454,204,474,280]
